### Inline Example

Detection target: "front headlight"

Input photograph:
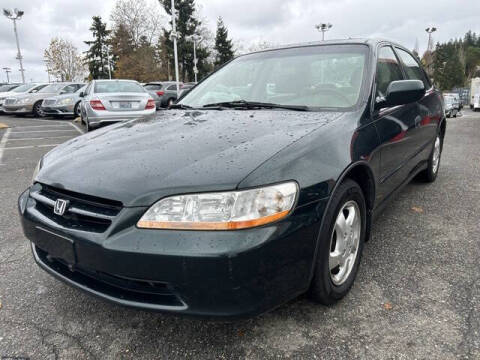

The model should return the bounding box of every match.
[57,98,74,106]
[137,181,298,230]
[18,97,33,105]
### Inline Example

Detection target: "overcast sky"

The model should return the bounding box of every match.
[1,0,479,83]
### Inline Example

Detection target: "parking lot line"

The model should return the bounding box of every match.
[69,121,85,134]
[7,135,75,141]
[0,128,11,164]
[10,129,79,134]
[10,125,72,130]
[2,144,61,150]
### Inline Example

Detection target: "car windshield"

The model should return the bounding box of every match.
[180,44,368,110]
[76,85,87,93]
[94,81,145,93]
[12,84,37,93]
[0,84,18,92]
[444,97,453,104]
[38,84,66,93]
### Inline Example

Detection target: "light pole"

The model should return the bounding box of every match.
[2,67,11,83]
[104,43,112,80]
[186,34,202,83]
[165,0,180,94]
[425,27,437,52]
[3,8,26,83]
[315,23,333,41]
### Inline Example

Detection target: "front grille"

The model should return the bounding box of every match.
[43,99,56,106]
[35,246,185,308]
[5,98,16,105]
[30,183,123,233]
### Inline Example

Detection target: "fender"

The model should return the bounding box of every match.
[307,160,376,284]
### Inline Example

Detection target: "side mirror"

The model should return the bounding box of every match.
[377,80,425,109]
[79,92,84,98]
[31,89,38,93]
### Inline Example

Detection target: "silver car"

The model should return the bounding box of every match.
[79,80,156,132]
[3,82,83,117]
[41,85,86,118]
[0,83,47,112]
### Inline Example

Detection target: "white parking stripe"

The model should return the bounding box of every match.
[0,128,12,164]
[7,135,75,141]
[9,124,71,129]
[10,129,79,134]
[3,144,61,150]
[69,121,85,134]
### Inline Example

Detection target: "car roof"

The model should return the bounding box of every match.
[244,38,409,56]
[145,82,182,85]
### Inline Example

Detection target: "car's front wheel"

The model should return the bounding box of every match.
[33,101,44,117]
[309,179,366,305]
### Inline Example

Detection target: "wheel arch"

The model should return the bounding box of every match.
[308,161,376,285]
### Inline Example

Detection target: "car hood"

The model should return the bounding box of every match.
[13,92,56,101]
[47,93,79,101]
[38,109,343,206]
[0,91,20,98]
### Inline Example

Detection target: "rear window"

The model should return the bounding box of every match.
[0,84,18,92]
[144,84,163,90]
[95,81,145,93]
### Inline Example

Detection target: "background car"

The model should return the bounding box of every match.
[41,84,86,118]
[178,82,197,98]
[0,83,46,112]
[3,82,83,117]
[144,81,183,108]
[79,79,156,131]
[444,94,460,118]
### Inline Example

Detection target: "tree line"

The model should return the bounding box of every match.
[43,0,236,83]
[426,31,480,90]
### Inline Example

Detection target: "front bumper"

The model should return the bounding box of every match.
[3,104,34,114]
[18,187,326,318]
[42,104,75,116]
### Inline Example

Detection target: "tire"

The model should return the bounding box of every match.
[33,101,44,118]
[419,133,442,183]
[74,102,81,118]
[309,179,367,305]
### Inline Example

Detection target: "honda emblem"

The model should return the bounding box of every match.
[54,199,69,216]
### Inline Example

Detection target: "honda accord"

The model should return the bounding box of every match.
[19,39,445,318]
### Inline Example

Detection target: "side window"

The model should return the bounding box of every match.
[167,85,177,91]
[375,46,404,98]
[395,48,431,90]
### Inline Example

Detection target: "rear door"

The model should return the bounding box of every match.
[372,45,421,201]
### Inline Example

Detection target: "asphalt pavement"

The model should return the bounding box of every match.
[0,110,479,359]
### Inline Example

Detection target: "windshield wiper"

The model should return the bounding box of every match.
[169,103,195,110]
[201,100,309,111]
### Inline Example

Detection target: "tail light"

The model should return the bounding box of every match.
[156,91,164,96]
[145,99,156,110]
[90,100,105,110]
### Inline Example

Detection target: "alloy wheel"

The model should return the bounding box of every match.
[329,200,361,286]
[432,136,441,174]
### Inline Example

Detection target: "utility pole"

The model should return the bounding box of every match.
[425,27,437,52]
[187,34,202,83]
[2,67,11,83]
[3,8,26,83]
[315,23,333,41]
[168,0,180,94]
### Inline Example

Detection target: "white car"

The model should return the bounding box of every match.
[0,83,47,111]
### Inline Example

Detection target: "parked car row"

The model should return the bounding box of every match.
[443,93,461,118]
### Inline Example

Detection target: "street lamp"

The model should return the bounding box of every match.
[425,27,437,52]
[2,67,11,83]
[164,0,180,94]
[315,23,333,41]
[186,34,202,83]
[3,8,26,83]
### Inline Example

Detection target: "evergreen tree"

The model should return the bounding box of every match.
[433,42,465,90]
[160,0,210,81]
[84,16,111,79]
[214,17,234,68]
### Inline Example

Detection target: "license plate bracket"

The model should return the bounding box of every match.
[35,226,76,265]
